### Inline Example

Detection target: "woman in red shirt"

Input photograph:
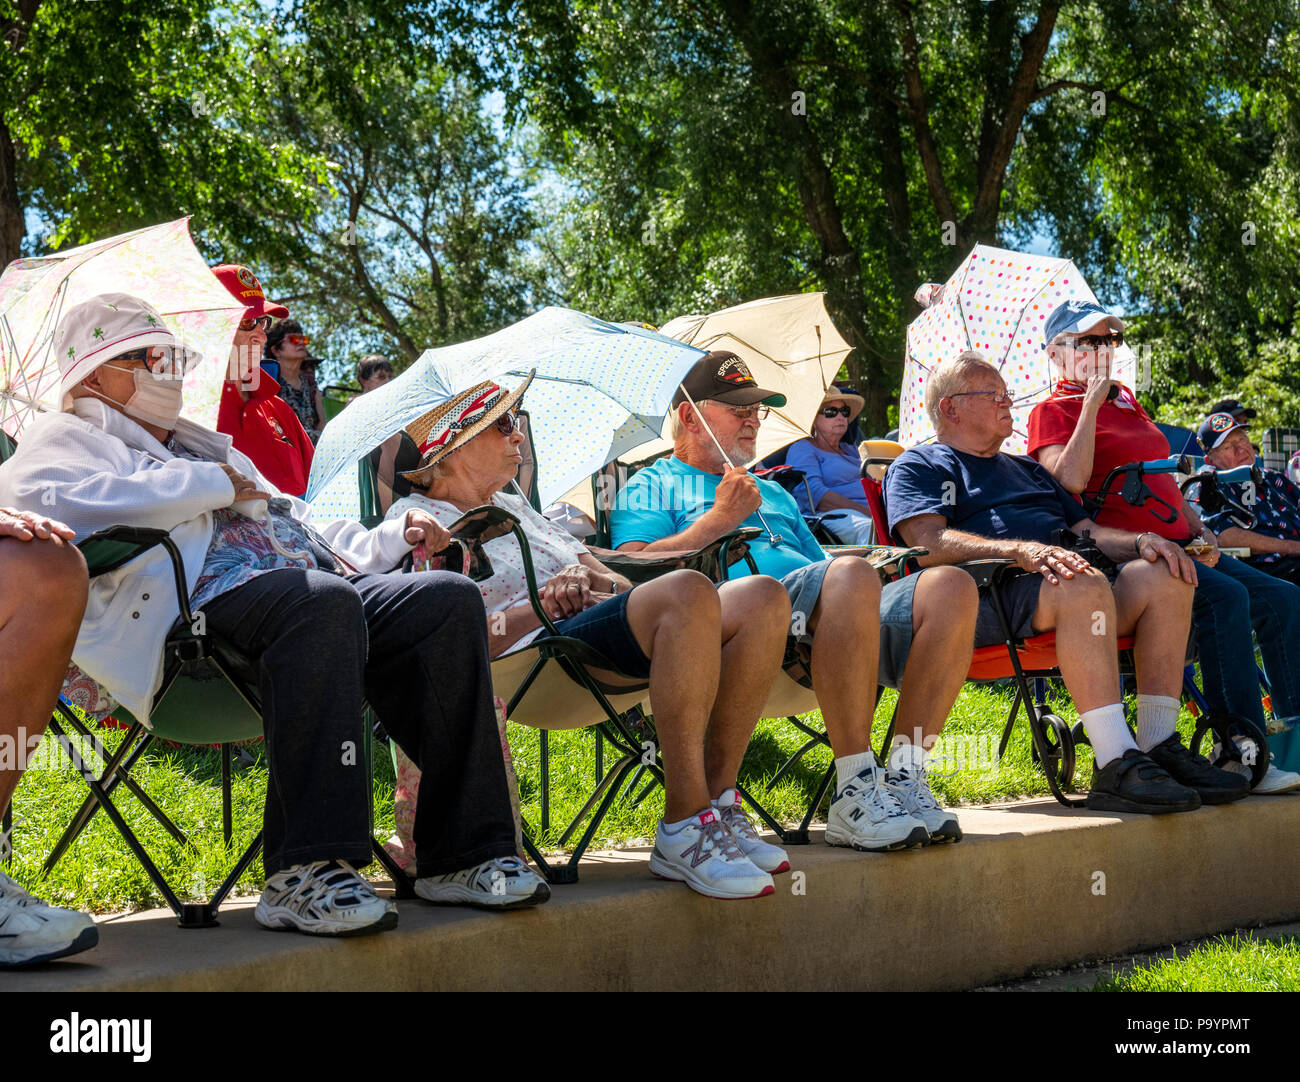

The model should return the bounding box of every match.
[1028,301,1300,789]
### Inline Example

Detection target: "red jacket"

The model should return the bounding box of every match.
[217,372,315,497]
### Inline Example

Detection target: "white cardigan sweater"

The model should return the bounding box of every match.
[0,400,412,726]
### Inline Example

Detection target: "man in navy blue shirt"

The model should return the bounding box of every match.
[886,351,1245,814]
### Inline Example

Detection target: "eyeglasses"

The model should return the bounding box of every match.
[1065,332,1123,352]
[948,390,1014,407]
[709,403,770,421]
[820,405,852,418]
[107,347,187,378]
[238,315,272,333]
[283,334,310,346]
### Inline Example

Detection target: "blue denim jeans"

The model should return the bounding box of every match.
[1191,555,1300,745]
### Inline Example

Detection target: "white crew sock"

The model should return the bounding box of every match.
[835,751,877,788]
[887,740,927,774]
[1135,694,1180,752]
[1079,703,1138,767]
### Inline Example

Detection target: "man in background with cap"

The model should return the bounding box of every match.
[612,351,980,853]
[214,264,315,497]
[0,292,549,936]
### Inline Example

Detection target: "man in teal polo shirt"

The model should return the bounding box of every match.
[612,351,979,852]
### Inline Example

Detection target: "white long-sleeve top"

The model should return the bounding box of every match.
[0,399,413,726]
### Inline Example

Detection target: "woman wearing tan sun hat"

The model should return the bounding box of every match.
[386,374,799,901]
[785,385,875,544]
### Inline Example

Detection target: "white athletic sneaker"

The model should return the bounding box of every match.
[0,870,98,967]
[1252,762,1300,794]
[649,809,775,899]
[416,855,551,910]
[255,860,397,936]
[826,764,930,852]
[1213,741,1300,794]
[714,789,790,873]
[884,763,962,843]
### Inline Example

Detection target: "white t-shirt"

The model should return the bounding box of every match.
[387,490,589,650]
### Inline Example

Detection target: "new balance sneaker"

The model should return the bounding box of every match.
[826,764,929,852]
[415,856,550,910]
[1211,740,1300,795]
[1145,734,1248,804]
[884,764,962,844]
[1086,749,1201,814]
[255,860,397,936]
[0,870,98,967]
[714,789,790,873]
[649,810,775,899]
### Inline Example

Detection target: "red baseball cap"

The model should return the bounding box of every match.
[212,264,289,319]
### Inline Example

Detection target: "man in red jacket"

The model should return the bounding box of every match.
[213,265,315,496]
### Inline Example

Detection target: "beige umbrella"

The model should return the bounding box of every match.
[555,293,854,524]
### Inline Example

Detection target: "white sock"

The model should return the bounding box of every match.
[887,740,927,774]
[1135,694,1179,752]
[1079,703,1138,767]
[835,751,877,788]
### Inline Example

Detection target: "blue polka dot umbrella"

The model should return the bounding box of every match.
[306,306,706,519]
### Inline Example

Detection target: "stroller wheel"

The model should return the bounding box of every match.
[1030,712,1076,790]
[1191,712,1269,789]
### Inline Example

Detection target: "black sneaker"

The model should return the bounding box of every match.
[1087,749,1201,815]
[1145,734,1250,804]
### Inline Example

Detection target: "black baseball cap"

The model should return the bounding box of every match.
[672,351,787,409]
[1208,398,1256,421]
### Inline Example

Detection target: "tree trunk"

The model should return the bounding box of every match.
[0,0,42,268]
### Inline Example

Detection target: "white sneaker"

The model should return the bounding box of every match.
[0,870,98,967]
[714,789,790,873]
[255,860,397,936]
[416,855,551,910]
[1253,762,1300,794]
[649,809,775,899]
[884,763,962,843]
[826,764,930,852]
[1212,740,1300,794]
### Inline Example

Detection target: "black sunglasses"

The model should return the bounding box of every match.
[820,405,852,418]
[1067,332,1124,351]
[494,408,521,437]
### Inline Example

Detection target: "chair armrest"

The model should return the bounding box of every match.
[79,526,197,631]
[956,558,1019,590]
[595,527,761,585]
[827,544,930,580]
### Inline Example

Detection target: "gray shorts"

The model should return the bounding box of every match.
[780,558,919,690]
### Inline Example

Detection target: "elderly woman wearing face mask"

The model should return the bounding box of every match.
[784,386,875,545]
[387,375,797,901]
[1028,300,1300,795]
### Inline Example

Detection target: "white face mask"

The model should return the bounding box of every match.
[93,363,185,428]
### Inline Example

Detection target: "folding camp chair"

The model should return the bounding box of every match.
[753,464,851,545]
[29,525,413,927]
[1260,427,1300,475]
[858,447,1268,805]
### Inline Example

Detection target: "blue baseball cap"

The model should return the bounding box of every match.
[1197,411,1250,453]
[1043,300,1126,347]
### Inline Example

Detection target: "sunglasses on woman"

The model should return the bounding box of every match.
[237,315,273,333]
[283,334,311,346]
[1067,332,1123,352]
[494,409,521,436]
[820,405,852,418]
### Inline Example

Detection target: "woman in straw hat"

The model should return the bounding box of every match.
[785,386,875,544]
[387,375,796,901]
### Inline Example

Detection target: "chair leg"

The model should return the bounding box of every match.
[221,743,233,845]
[795,763,837,840]
[539,730,550,834]
[370,835,417,899]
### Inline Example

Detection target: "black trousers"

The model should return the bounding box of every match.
[203,568,517,877]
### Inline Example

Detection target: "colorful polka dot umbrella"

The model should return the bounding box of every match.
[0,217,245,439]
[306,306,706,520]
[900,244,1135,454]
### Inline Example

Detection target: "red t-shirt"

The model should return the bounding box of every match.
[1026,383,1193,539]
[217,374,315,497]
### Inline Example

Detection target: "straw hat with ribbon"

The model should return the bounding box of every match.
[401,370,534,485]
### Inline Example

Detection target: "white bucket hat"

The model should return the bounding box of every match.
[56,293,181,406]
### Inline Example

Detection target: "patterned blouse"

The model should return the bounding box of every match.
[1187,465,1300,565]
[277,366,322,441]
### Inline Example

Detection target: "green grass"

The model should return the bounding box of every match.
[1093,935,1300,991]
[7,683,1209,914]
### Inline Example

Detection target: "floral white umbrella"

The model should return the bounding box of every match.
[305,306,706,520]
[0,217,242,440]
[899,244,1136,454]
